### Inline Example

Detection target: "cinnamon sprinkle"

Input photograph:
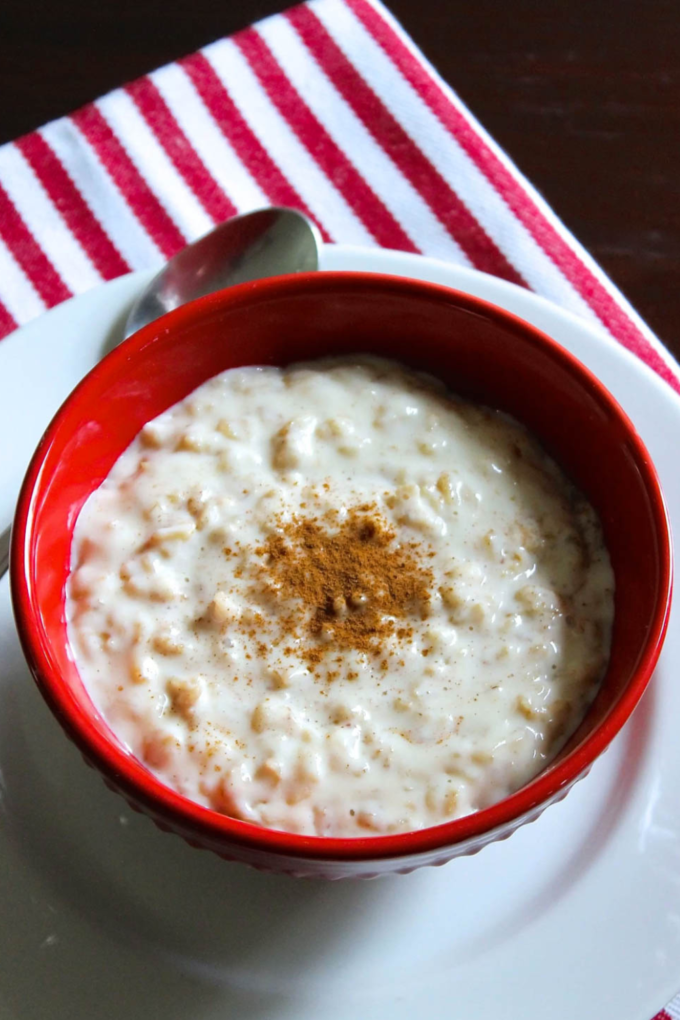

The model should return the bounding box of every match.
[250,505,433,664]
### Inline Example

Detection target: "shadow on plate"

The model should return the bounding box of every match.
[99,290,138,359]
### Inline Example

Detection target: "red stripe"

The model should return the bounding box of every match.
[71,104,186,260]
[286,5,524,286]
[344,0,680,394]
[0,300,18,339]
[125,76,237,224]
[15,132,130,281]
[0,181,71,308]
[234,26,419,254]
[180,51,331,242]
[651,1012,672,1020]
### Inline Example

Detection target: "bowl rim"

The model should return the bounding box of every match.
[10,271,674,862]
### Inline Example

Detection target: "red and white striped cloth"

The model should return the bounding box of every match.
[0,0,679,1011]
[0,0,678,398]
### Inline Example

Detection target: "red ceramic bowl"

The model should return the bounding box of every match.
[11,273,672,879]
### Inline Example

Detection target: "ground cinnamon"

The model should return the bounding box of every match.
[250,504,433,665]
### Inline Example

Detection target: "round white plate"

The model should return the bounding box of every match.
[0,245,678,1020]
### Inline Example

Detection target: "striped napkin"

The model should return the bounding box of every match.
[0,0,678,401]
[0,0,678,1016]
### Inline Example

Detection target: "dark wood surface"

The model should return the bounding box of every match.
[1,0,678,357]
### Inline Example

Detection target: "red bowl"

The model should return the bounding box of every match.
[10,272,673,879]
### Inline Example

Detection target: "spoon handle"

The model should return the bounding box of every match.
[0,525,9,579]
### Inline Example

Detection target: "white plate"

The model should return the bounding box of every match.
[0,245,678,1020]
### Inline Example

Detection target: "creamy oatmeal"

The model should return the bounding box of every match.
[66,357,614,837]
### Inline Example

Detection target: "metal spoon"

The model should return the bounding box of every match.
[0,207,322,579]
[124,206,321,338]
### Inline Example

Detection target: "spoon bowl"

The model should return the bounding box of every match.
[124,207,322,339]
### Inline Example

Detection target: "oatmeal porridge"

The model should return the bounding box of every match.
[66,357,614,837]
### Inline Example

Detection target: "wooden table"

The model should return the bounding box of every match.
[1,0,678,357]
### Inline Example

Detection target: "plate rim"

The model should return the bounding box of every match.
[1,243,679,1020]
